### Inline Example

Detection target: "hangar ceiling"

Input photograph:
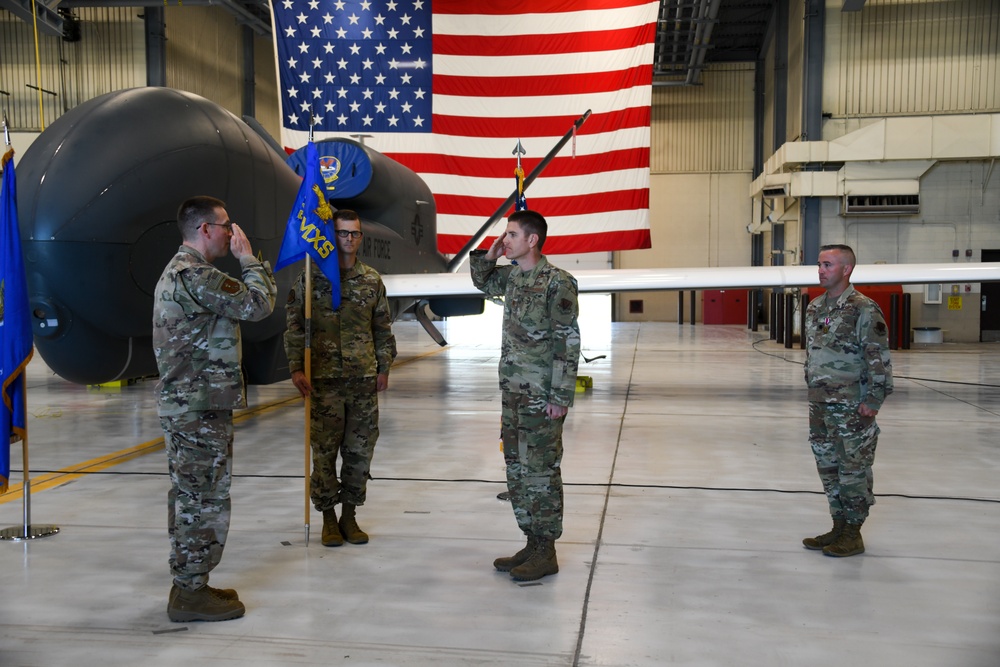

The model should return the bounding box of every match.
[653,0,776,86]
[3,0,780,88]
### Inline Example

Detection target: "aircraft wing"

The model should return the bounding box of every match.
[383,263,1000,299]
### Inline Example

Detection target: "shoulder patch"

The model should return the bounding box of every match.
[221,278,241,294]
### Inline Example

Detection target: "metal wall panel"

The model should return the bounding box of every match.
[828,0,1000,117]
[0,8,144,131]
[165,6,244,115]
[650,63,756,174]
[785,0,805,143]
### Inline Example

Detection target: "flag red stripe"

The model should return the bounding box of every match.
[436,188,649,219]
[388,147,650,179]
[434,0,654,16]
[434,65,652,97]
[434,25,655,57]
[381,107,651,141]
[439,228,652,255]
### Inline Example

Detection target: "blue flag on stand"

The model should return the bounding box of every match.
[1,149,34,494]
[275,141,341,309]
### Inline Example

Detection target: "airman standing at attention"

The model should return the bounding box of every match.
[284,209,396,547]
[154,196,277,622]
[471,209,580,582]
[803,243,893,557]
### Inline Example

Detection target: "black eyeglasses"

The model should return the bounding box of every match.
[205,222,234,231]
[336,230,363,239]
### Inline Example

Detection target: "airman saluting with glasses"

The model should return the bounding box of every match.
[284,208,397,547]
[153,195,277,622]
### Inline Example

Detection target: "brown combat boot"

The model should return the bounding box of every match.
[509,537,558,582]
[803,518,847,550]
[322,508,344,547]
[208,585,239,601]
[170,583,238,604]
[493,536,538,572]
[339,503,369,544]
[167,585,246,622]
[823,522,865,557]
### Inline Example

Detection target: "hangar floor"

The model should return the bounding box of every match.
[2,299,999,667]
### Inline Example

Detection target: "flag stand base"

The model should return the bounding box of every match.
[0,524,60,541]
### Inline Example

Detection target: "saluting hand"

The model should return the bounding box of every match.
[485,231,506,261]
[230,223,253,259]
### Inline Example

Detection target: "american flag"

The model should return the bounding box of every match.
[270,0,656,255]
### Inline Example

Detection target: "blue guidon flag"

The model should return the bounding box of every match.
[275,141,343,309]
[1,149,33,494]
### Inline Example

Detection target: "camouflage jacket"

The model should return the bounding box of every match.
[470,252,581,407]
[805,284,894,408]
[283,260,396,379]
[153,245,277,416]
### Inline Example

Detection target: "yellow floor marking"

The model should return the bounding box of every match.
[0,345,449,504]
[0,395,300,504]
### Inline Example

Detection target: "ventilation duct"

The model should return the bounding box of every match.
[761,185,790,199]
[842,194,920,216]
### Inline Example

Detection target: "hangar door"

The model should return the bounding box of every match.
[980,250,1000,342]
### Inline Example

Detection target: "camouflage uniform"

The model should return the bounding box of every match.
[470,251,580,540]
[153,246,276,592]
[283,260,396,510]
[804,284,893,524]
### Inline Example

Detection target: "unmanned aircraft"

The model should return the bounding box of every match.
[14,87,1000,386]
[16,87,503,385]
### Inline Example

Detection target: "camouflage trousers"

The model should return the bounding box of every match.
[808,401,879,524]
[309,377,380,510]
[500,391,565,540]
[161,410,233,592]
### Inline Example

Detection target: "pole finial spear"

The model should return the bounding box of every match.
[512,139,527,211]
[512,138,525,163]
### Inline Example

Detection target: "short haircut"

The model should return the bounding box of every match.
[508,209,547,250]
[820,243,856,266]
[333,209,360,225]
[177,196,226,241]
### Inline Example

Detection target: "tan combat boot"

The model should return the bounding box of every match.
[339,503,369,544]
[493,536,538,572]
[823,522,865,557]
[167,585,245,622]
[803,518,847,550]
[322,508,344,547]
[509,537,559,582]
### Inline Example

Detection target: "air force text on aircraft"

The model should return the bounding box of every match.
[361,236,391,261]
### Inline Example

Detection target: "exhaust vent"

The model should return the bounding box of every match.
[842,194,919,216]
[761,185,789,199]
